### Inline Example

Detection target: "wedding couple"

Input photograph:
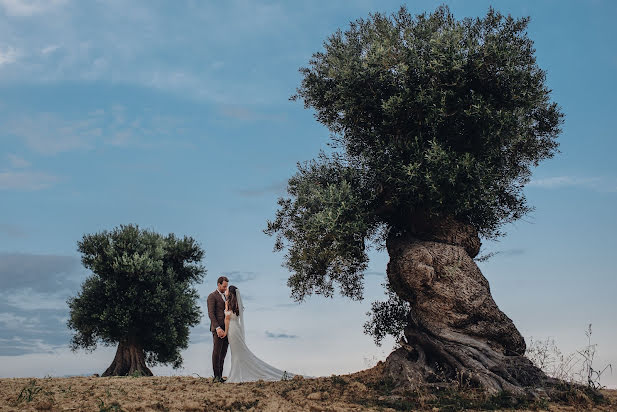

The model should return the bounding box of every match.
[207,276,300,383]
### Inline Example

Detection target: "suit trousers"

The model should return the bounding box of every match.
[212,332,229,378]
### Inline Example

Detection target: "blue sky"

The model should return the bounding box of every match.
[0,0,615,387]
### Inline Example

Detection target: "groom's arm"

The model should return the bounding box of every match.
[207,293,223,331]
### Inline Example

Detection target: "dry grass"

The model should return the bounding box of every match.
[0,364,614,411]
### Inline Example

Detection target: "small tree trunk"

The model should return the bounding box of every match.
[384,214,546,394]
[102,337,153,377]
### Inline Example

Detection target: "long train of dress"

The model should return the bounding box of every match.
[226,311,297,383]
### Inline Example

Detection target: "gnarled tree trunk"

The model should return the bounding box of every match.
[384,213,546,394]
[102,337,153,377]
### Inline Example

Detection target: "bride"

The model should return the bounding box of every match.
[222,285,302,382]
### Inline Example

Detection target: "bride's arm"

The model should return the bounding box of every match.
[223,301,230,337]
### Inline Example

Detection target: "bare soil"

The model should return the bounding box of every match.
[1,363,615,411]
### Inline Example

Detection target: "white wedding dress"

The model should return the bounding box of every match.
[225,291,298,383]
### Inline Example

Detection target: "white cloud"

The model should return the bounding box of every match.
[0,252,81,296]
[265,330,298,339]
[3,107,181,155]
[1,153,60,191]
[40,44,60,55]
[0,336,64,356]
[0,45,18,66]
[219,105,289,122]
[210,60,224,70]
[0,170,59,190]
[221,271,258,283]
[0,345,114,376]
[1,288,70,311]
[81,56,109,81]
[139,69,230,103]
[7,113,100,154]
[528,176,617,192]
[0,0,67,17]
[0,312,40,329]
[6,153,31,168]
[0,1,302,104]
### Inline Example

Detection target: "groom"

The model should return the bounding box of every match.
[207,276,229,383]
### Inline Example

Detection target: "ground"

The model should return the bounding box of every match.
[1,363,615,411]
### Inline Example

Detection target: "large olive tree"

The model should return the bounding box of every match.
[266,6,562,393]
[67,224,205,376]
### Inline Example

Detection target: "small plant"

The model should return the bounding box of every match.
[129,370,143,378]
[279,380,299,398]
[152,402,170,412]
[454,370,472,391]
[363,353,383,368]
[369,376,396,394]
[228,400,259,410]
[202,399,259,411]
[526,336,579,382]
[576,324,612,390]
[527,324,613,389]
[280,371,291,381]
[59,385,73,394]
[98,398,124,412]
[15,379,43,403]
[192,372,208,383]
[330,374,348,386]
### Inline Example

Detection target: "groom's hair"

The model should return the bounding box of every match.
[217,276,229,284]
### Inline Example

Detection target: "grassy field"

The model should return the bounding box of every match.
[1,364,615,411]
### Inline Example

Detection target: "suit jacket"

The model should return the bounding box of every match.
[207,290,226,333]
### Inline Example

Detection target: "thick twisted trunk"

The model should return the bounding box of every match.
[102,337,153,377]
[384,214,545,394]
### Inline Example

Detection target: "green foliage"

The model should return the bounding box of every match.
[202,399,260,411]
[12,379,55,408]
[267,5,562,302]
[15,379,43,403]
[330,374,349,386]
[266,153,381,301]
[548,382,609,407]
[98,398,124,412]
[67,224,205,369]
[129,370,144,378]
[363,281,411,345]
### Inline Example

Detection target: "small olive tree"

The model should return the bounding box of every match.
[67,224,205,376]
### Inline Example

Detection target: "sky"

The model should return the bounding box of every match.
[0,0,616,388]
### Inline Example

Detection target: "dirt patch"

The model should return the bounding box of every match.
[1,364,614,411]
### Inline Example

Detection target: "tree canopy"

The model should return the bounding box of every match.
[266,5,562,302]
[67,224,205,369]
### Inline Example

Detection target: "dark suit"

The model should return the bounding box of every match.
[207,290,228,379]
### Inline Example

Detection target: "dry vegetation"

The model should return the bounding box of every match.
[0,363,614,412]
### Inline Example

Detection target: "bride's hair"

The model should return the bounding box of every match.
[227,285,240,316]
